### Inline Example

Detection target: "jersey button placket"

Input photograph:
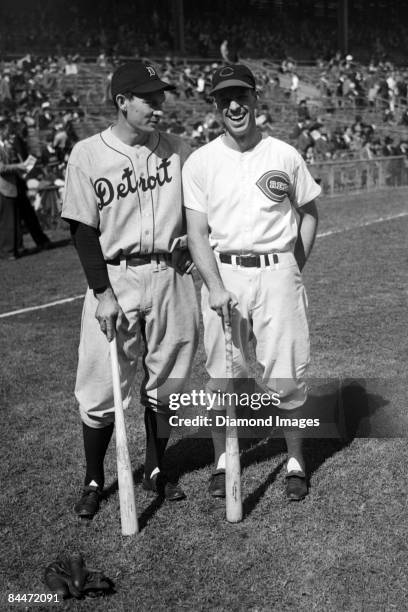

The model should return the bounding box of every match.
[241,156,252,251]
[140,184,154,254]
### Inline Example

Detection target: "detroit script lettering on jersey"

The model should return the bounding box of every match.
[93,158,172,209]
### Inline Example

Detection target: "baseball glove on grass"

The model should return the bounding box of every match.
[44,553,115,599]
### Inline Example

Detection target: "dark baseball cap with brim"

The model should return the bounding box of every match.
[111,60,176,100]
[209,64,256,95]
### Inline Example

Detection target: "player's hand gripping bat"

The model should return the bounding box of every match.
[110,336,138,535]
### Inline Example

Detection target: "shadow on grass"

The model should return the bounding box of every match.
[100,381,389,526]
[304,379,390,480]
[18,238,72,257]
[161,379,389,517]
[103,466,169,531]
[242,458,287,518]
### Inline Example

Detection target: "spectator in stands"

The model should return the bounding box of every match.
[41,63,59,91]
[64,55,79,76]
[0,119,51,257]
[191,121,206,147]
[297,99,311,122]
[220,38,239,64]
[304,144,316,164]
[203,111,222,142]
[181,67,196,99]
[0,72,12,109]
[399,108,408,126]
[280,56,296,74]
[196,71,206,100]
[40,132,60,172]
[96,51,107,68]
[290,72,300,102]
[53,122,69,162]
[38,101,54,132]
[220,40,229,63]
[382,135,396,156]
[255,103,273,132]
[296,125,313,156]
[57,89,80,112]
[0,117,21,259]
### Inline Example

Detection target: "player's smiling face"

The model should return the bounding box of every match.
[122,90,165,133]
[214,87,257,138]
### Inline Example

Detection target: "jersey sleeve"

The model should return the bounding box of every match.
[61,144,100,228]
[182,150,208,214]
[179,138,194,167]
[291,150,322,207]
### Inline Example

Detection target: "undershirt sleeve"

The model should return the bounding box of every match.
[69,221,109,291]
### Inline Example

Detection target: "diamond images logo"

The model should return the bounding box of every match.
[256,170,290,203]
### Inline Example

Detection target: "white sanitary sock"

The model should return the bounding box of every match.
[287,457,304,474]
[216,452,226,470]
[149,467,160,479]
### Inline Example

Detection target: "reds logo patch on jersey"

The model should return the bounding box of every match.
[256,170,290,203]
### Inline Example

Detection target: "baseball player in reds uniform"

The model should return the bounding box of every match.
[183,64,321,501]
[62,60,199,518]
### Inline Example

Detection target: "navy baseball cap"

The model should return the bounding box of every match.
[209,64,256,95]
[111,61,175,100]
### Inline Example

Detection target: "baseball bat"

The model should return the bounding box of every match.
[224,312,243,523]
[110,336,139,536]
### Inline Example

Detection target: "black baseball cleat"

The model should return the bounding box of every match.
[142,473,186,501]
[208,469,226,498]
[74,485,101,518]
[285,472,308,501]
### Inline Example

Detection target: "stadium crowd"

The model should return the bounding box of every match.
[1,0,408,63]
[1,45,408,258]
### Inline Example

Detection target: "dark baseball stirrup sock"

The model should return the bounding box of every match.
[83,422,114,489]
[144,408,172,479]
[210,409,227,469]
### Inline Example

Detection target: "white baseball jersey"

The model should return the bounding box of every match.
[183,133,321,411]
[182,134,321,253]
[62,127,191,260]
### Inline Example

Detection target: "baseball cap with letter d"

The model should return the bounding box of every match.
[111,60,176,101]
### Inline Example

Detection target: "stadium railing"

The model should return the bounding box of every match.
[309,155,408,196]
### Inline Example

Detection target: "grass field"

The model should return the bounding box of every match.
[1,188,408,611]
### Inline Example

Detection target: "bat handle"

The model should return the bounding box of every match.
[223,313,243,523]
[224,308,233,380]
[110,336,139,536]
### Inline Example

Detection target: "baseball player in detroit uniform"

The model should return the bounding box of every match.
[62,61,198,518]
[183,64,321,500]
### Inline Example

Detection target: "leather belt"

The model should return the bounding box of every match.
[106,253,171,266]
[219,253,279,267]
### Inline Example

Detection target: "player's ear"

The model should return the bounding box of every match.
[115,94,127,111]
[115,94,128,118]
